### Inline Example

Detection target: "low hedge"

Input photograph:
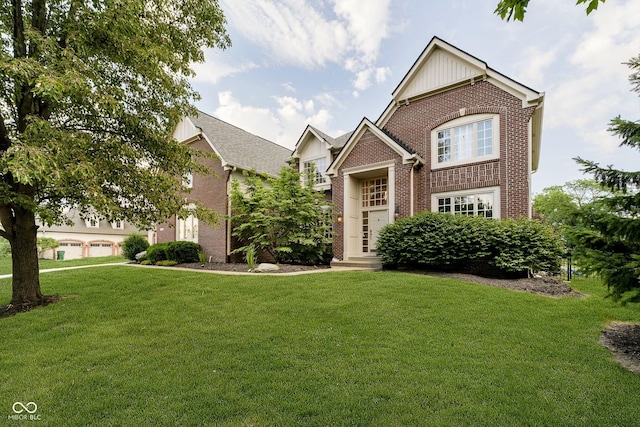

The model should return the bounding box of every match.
[376,212,563,277]
[145,241,200,264]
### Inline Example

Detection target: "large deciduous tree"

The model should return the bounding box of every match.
[0,0,229,310]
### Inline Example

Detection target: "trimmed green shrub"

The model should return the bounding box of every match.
[165,241,200,264]
[155,260,178,266]
[121,234,150,261]
[146,243,170,264]
[145,241,200,264]
[376,212,564,277]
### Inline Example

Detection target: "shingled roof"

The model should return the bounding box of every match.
[190,111,292,177]
[308,125,352,150]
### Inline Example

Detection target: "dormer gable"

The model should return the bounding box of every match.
[173,117,201,144]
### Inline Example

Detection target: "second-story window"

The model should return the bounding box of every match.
[432,114,499,168]
[303,157,327,184]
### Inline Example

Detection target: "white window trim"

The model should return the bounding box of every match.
[111,220,125,230]
[431,186,501,219]
[85,216,100,228]
[176,204,198,243]
[431,114,500,170]
[183,172,193,189]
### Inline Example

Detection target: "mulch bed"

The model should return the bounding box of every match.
[0,294,64,318]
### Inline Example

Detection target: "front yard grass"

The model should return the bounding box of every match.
[1,267,639,426]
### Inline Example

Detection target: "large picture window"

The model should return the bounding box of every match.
[303,157,327,184]
[433,115,499,168]
[433,187,499,218]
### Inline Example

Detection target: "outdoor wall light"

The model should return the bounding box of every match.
[394,205,400,219]
[337,215,343,223]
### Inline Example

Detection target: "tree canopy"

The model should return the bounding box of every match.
[495,0,606,21]
[0,0,230,308]
[230,165,333,265]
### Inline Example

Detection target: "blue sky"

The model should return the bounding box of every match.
[190,0,639,194]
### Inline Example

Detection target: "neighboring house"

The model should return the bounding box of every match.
[164,37,544,267]
[37,210,148,260]
[156,111,292,262]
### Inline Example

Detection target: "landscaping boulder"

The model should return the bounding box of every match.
[253,263,280,273]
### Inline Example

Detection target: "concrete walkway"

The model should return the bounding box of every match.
[0,262,373,280]
[0,262,129,280]
[124,263,375,276]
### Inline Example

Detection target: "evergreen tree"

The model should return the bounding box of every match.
[570,56,640,301]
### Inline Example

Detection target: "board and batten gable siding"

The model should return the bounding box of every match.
[399,48,484,101]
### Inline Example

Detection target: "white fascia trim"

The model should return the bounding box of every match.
[292,126,333,159]
[486,70,544,108]
[342,160,396,176]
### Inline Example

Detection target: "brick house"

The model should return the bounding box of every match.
[156,111,292,262]
[293,37,544,267]
[165,37,544,266]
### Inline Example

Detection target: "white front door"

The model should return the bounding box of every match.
[367,209,388,253]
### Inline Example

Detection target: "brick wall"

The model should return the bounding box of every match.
[331,80,536,260]
[156,137,231,263]
[384,80,535,218]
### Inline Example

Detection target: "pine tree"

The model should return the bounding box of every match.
[570,56,640,301]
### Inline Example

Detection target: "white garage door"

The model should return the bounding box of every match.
[89,243,113,257]
[58,242,83,260]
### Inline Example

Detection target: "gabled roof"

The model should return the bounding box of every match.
[178,111,292,177]
[377,36,544,172]
[292,125,352,158]
[326,118,424,176]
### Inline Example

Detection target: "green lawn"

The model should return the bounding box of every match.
[0,255,126,276]
[1,267,639,426]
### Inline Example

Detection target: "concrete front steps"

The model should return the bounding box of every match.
[331,256,383,270]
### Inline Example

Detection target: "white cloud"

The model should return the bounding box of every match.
[220,0,393,91]
[375,67,391,84]
[213,91,282,142]
[212,91,334,149]
[191,49,257,84]
[541,0,639,156]
[331,0,391,65]
[282,82,296,93]
[353,69,373,91]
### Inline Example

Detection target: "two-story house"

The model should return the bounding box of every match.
[164,37,544,267]
[292,37,543,268]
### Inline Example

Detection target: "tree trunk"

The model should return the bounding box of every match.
[10,207,42,306]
